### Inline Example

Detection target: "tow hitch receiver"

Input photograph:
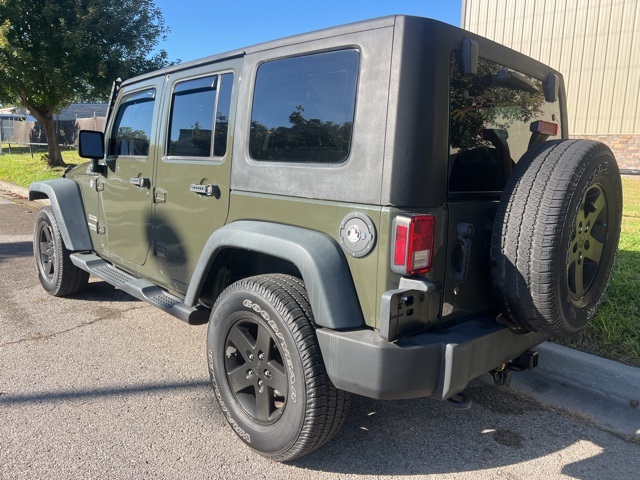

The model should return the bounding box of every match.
[490,350,540,387]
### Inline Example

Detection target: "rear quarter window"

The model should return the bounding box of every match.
[249,49,359,163]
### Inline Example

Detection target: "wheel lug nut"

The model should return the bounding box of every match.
[264,369,272,379]
[258,352,264,361]
[248,353,254,361]
[246,369,254,379]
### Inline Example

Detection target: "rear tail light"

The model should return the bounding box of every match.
[391,214,435,276]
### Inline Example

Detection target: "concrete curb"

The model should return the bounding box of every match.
[510,341,640,438]
[0,180,49,205]
[0,180,29,198]
[536,342,640,404]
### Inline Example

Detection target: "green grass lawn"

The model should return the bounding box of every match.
[1,149,639,366]
[0,146,81,187]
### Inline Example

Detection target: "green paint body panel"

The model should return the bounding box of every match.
[227,192,384,327]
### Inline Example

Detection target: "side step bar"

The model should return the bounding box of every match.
[70,252,209,325]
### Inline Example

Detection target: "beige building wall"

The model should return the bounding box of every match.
[462,0,640,169]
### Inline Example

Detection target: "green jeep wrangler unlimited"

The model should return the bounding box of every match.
[30,16,622,461]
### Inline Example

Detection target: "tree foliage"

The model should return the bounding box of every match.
[449,54,544,152]
[0,0,170,166]
[250,106,353,162]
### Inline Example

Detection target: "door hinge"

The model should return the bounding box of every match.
[153,188,167,203]
[96,222,106,235]
[90,178,104,192]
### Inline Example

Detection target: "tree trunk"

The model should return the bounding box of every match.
[40,113,65,168]
[20,101,66,168]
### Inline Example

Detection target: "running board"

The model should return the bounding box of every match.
[70,252,209,325]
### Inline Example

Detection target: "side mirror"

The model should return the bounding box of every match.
[78,130,106,175]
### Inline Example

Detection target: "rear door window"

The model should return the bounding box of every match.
[166,73,234,159]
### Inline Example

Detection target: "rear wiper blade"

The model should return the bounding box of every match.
[487,69,540,94]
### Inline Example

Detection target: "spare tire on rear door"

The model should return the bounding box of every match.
[491,139,622,338]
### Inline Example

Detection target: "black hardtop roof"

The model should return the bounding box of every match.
[120,15,449,87]
[120,14,562,93]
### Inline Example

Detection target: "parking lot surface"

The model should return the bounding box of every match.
[1,193,639,479]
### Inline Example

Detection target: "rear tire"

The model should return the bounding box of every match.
[206,274,350,461]
[34,206,89,296]
[491,140,622,337]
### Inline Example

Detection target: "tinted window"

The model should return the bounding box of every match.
[109,89,155,156]
[448,53,561,193]
[214,73,233,157]
[250,49,359,163]
[167,73,234,158]
[168,76,215,157]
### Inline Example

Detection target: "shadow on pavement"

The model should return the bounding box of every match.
[0,241,32,263]
[0,380,211,405]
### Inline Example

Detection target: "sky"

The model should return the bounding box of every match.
[153,0,462,63]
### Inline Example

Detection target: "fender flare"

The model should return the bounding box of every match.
[185,221,365,329]
[29,179,93,251]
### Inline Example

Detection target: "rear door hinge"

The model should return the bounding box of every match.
[90,178,104,192]
[153,188,167,204]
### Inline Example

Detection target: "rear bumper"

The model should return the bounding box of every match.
[316,317,547,400]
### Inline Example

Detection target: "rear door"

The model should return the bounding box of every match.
[152,60,239,292]
[444,52,562,322]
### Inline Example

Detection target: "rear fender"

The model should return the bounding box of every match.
[185,221,365,329]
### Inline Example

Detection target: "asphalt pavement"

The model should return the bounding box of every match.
[1,186,639,479]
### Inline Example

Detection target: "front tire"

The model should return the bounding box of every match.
[34,206,89,296]
[206,274,350,461]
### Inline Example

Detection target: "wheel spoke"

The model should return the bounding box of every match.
[227,325,255,355]
[40,241,50,254]
[226,365,254,394]
[43,257,54,276]
[575,208,587,228]
[583,237,604,263]
[572,259,586,297]
[255,384,272,420]
[42,226,52,244]
[266,360,288,394]
[569,237,580,264]
[255,325,273,358]
[585,191,606,225]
